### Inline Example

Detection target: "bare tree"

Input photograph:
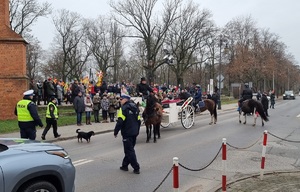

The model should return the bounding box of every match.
[166,1,215,87]
[9,0,52,37]
[84,16,124,82]
[9,0,51,80]
[110,0,182,84]
[224,16,297,95]
[26,37,43,80]
[52,9,89,82]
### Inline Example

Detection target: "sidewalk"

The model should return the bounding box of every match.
[1,103,238,142]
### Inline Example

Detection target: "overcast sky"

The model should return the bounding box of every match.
[32,0,300,64]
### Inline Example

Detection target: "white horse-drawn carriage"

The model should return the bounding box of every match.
[131,96,195,129]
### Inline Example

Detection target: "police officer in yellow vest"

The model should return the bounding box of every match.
[14,89,43,140]
[41,97,61,140]
[114,93,141,174]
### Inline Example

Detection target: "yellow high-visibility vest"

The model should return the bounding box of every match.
[46,102,58,118]
[16,100,34,122]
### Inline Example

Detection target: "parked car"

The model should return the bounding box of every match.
[0,138,75,192]
[283,90,295,100]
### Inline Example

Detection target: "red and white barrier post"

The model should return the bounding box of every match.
[173,157,179,192]
[222,138,227,192]
[260,130,268,180]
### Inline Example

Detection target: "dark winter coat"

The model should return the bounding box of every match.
[136,83,153,97]
[114,100,141,138]
[261,94,269,111]
[73,95,85,113]
[242,88,253,100]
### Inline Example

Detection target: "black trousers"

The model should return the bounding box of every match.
[122,136,140,170]
[42,118,59,137]
[20,127,36,140]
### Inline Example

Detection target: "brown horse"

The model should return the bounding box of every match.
[142,94,163,143]
[196,99,217,125]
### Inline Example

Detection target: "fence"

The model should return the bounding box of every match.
[152,130,300,192]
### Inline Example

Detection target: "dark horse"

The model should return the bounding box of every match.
[196,99,218,125]
[239,99,269,126]
[142,94,163,143]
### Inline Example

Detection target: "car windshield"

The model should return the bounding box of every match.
[285,91,293,94]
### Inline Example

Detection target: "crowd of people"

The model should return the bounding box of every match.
[16,78,276,175]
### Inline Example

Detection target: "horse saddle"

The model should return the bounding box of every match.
[198,101,205,108]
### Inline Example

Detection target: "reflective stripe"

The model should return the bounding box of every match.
[117,109,126,121]
[46,102,58,118]
[117,108,140,121]
[16,100,34,122]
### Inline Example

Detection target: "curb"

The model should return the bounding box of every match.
[208,170,300,192]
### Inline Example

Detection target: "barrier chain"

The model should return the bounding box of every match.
[178,144,222,171]
[227,135,263,150]
[268,131,300,143]
[152,165,173,192]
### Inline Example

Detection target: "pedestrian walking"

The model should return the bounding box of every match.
[84,94,93,125]
[41,97,61,140]
[92,92,101,123]
[14,89,43,140]
[270,90,275,109]
[73,91,85,126]
[114,93,141,174]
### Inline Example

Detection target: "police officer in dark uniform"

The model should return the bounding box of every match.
[238,84,253,111]
[114,93,141,174]
[136,77,153,100]
[41,97,61,140]
[15,89,43,140]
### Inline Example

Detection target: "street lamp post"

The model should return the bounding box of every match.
[218,41,222,109]
[163,49,174,87]
[218,35,228,110]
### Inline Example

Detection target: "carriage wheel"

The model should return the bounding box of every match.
[181,105,194,129]
[160,122,170,128]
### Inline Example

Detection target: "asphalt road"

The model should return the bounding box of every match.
[55,98,300,192]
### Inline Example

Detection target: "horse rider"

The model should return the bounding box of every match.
[136,77,153,101]
[194,84,202,109]
[238,84,253,111]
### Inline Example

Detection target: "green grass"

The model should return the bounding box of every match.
[0,105,80,134]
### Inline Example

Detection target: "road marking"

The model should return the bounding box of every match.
[297,114,300,117]
[73,159,94,167]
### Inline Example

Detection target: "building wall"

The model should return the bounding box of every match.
[0,0,28,120]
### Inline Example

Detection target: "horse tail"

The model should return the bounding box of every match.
[256,101,269,122]
[213,100,217,121]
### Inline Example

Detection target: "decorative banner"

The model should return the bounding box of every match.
[81,76,89,85]
[64,82,69,92]
[96,71,104,87]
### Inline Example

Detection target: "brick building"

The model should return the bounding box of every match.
[0,0,28,120]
